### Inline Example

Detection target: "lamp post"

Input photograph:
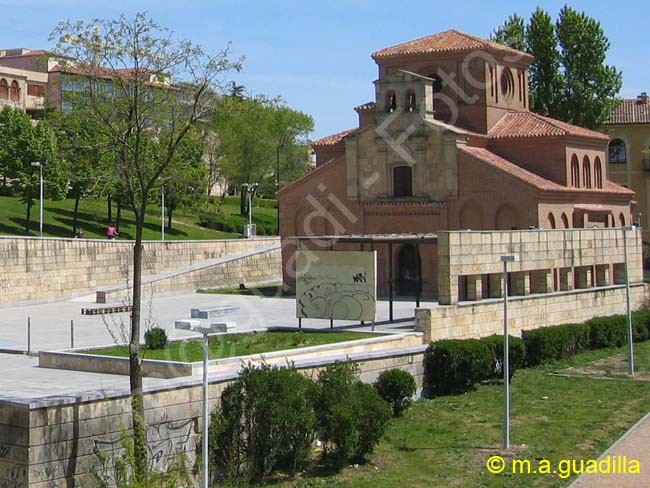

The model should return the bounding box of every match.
[623,225,635,376]
[161,189,165,241]
[30,162,44,237]
[500,254,518,449]
[174,321,225,488]
[242,183,258,238]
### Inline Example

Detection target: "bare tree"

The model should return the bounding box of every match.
[52,12,241,478]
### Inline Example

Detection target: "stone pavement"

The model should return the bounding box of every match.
[0,292,428,354]
[570,411,650,488]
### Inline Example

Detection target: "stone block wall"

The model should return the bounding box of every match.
[416,284,647,343]
[0,237,280,304]
[437,228,642,305]
[0,347,426,487]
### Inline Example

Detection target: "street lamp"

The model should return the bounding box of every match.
[242,183,258,238]
[174,321,226,488]
[161,189,165,241]
[500,254,518,449]
[30,162,44,237]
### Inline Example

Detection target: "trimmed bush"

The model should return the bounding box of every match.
[588,315,628,349]
[481,335,526,381]
[144,327,168,350]
[522,324,590,366]
[424,339,493,396]
[374,369,417,417]
[313,362,391,467]
[210,364,316,483]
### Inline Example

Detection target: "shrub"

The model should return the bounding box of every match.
[144,327,168,350]
[588,315,628,349]
[313,362,391,467]
[374,369,417,417]
[210,364,316,483]
[522,324,590,366]
[424,339,493,397]
[481,335,526,381]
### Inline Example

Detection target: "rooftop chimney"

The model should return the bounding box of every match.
[637,92,648,104]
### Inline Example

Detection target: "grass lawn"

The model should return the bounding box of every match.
[84,330,379,362]
[197,283,294,297]
[0,195,279,239]
[278,341,650,488]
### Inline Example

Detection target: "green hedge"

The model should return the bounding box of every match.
[216,195,278,209]
[425,311,650,398]
[198,212,277,236]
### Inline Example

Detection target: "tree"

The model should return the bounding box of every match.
[492,14,526,52]
[493,7,622,129]
[52,12,241,479]
[0,107,67,233]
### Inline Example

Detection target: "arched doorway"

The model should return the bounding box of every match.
[397,244,421,296]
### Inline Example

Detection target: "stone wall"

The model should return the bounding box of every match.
[416,284,647,343]
[0,237,280,305]
[0,346,426,487]
[437,228,642,305]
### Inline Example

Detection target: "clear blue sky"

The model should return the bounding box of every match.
[2,0,647,138]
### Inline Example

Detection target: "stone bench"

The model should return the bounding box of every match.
[190,305,239,319]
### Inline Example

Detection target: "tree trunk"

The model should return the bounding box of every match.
[129,205,147,481]
[240,188,247,216]
[72,190,81,236]
[107,195,112,222]
[25,203,31,234]
[116,200,122,232]
[167,203,173,231]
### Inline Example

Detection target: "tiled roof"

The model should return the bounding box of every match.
[355,101,375,111]
[372,29,532,62]
[489,112,610,141]
[460,146,633,195]
[607,96,650,125]
[312,128,357,147]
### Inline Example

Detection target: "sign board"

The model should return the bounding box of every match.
[295,250,377,321]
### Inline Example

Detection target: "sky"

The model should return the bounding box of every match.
[1,0,647,139]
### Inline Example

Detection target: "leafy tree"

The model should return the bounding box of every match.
[493,6,622,129]
[0,107,67,233]
[492,13,526,51]
[52,12,241,477]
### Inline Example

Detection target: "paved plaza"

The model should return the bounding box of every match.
[0,292,428,402]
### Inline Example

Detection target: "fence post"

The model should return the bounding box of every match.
[27,317,31,356]
[71,320,75,349]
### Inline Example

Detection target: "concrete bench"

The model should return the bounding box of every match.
[210,322,237,333]
[190,305,239,319]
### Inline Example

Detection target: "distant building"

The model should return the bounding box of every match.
[605,92,650,240]
[278,29,633,297]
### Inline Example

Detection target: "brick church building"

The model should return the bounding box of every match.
[278,30,634,298]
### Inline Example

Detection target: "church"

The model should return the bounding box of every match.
[278,29,634,299]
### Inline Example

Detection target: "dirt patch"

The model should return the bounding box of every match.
[556,353,650,381]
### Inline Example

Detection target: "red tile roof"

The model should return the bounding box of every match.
[489,112,610,141]
[460,146,633,195]
[312,128,357,147]
[372,29,532,62]
[607,96,650,125]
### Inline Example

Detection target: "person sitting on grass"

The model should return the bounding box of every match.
[106,224,118,240]
[75,227,85,239]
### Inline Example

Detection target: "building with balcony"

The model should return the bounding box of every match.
[606,92,650,240]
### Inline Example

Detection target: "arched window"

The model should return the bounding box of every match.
[406,90,416,112]
[608,139,626,164]
[0,79,7,99]
[561,213,570,229]
[547,213,556,229]
[594,157,603,189]
[582,156,591,189]
[386,91,397,113]
[570,155,580,187]
[393,165,413,197]
[619,213,626,226]
[9,80,19,101]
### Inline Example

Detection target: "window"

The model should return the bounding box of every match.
[0,79,7,99]
[393,166,413,197]
[406,90,416,112]
[500,68,515,98]
[9,81,19,101]
[386,91,397,112]
[608,139,626,164]
[570,155,580,187]
[548,213,556,229]
[594,157,603,189]
[582,156,591,189]
[561,213,570,229]
[27,84,45,97]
